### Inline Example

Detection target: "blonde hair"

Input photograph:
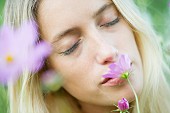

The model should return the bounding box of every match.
[4,0,170,113]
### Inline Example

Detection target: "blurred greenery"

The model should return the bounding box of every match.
[0,0,170,113]
[135,0,170,72]
[0,85,8,113]
[135,0,170,40]
[1,0,8,113]
[0,0,5,25]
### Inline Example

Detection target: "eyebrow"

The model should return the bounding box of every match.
[52,3,114,43]
[52,28,77,44]
[93,3,114,18]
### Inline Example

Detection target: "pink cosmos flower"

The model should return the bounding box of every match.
[104,54,141,113]
[102,54,132,79]
[112,98,130,113]
[0,21,51,84]
[118,98,129,111]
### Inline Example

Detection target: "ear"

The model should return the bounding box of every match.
[40,70,63,93]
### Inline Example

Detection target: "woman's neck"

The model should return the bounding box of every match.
[79,101,117,113]
[79,101,134,113]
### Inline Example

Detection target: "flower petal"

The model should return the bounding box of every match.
[27,41,51,72]
[15,20,38,47]
[102,74,114,78]
[109,63,123,76]
[119,54,131,71]
[0,66,21,84]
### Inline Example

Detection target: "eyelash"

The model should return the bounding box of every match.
[59,39,81,56]
[100,17,120,27]
[59,17,120,56]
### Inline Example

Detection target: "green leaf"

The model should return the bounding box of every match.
[111,109,120,112]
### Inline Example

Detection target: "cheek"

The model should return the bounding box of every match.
[50,56,98,101]
[114,21,144,92]
[116,22,141,62]
[49,55,90,87]
[117,31,136,51]
[59,66,96,102]
[132,61,144,92]
[50,57,85,95]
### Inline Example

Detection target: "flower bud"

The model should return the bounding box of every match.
[118,98,129,111]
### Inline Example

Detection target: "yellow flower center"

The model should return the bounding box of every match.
[6,55,14,63]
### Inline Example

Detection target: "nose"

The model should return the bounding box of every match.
[85,26,118,65]
[96,43,118,65]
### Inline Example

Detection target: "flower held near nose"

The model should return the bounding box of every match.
[103,54,140,113]
[102,54,132,79]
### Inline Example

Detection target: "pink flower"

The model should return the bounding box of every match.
[0,21,51,84]
[118,98,129,111]
[102,54,132,79]
[103,54,141,113]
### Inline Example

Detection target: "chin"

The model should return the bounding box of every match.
[97,85,138,105]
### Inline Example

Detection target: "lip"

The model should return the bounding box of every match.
[100,61,133,87]
[101,78,125,87]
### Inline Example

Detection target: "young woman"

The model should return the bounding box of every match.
[4,0,170,113]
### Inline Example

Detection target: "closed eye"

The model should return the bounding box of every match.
[100,17,120,27]
[59,39,81,56]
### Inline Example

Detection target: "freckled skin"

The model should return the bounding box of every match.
[38,0,143,112]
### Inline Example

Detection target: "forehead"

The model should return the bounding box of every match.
[38,0,112,14]
[37,0,113,40]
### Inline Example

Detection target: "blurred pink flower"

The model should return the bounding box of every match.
[41,70,63,92]
[102,54,132,79]
[0,21,51,84]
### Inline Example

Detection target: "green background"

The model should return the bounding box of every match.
[0,0,5,25]
[1,1,8,113]
[0,0,170,112]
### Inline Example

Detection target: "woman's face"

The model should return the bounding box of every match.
[38,0,143,106]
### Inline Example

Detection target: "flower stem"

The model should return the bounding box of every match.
[127,78,140,113]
